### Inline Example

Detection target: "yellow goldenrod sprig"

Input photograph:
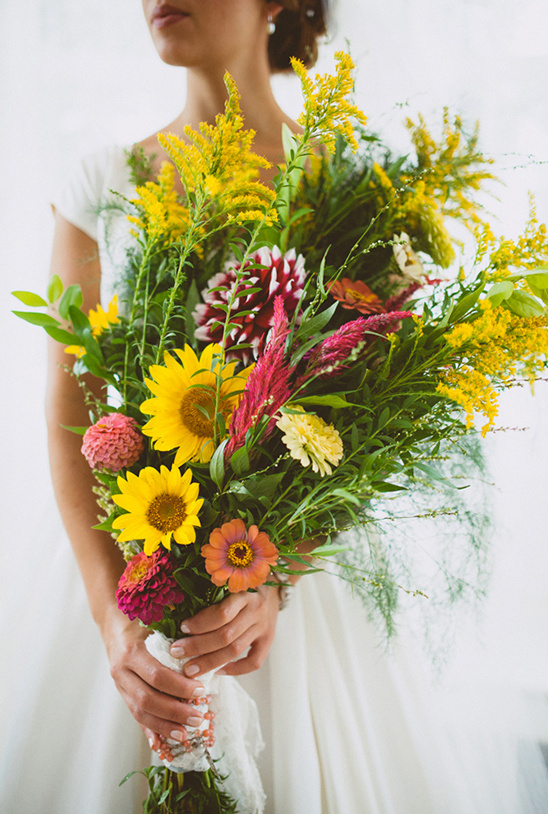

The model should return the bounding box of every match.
[437,301,548,434]
[291,51,367,153]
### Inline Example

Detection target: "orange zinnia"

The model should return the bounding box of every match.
[329,277,385,314]
[201,519,279,593]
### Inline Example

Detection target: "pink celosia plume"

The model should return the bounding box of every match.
[225,296,294,459]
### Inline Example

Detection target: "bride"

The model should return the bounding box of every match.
[1,1,548,812]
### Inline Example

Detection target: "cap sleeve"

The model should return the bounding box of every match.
[51,146,125,241]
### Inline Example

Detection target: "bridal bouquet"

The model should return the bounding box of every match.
[13,53,548,813]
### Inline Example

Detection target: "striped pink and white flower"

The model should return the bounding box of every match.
[193,246,306,364]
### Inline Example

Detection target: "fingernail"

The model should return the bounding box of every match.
[184,663,200,676]
[191,685,205,698]
[170,645,184,658]
[216,668,226,676]
[148,737,154,749]
[181,623,191,634]
[170,730,184,742]
[187,715,202,727]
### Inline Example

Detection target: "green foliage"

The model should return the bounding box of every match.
[121,767,238,814]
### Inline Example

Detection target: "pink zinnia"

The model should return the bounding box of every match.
[225,297,294,458]
[81,413,144,472]
[201,519,279,593]
[193,246,306,364]
[116,550,184,626]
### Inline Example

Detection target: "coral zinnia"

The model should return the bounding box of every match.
[116,550,184,626]
[193,246,306,364]
[276,406,343,477]
[140,344,252,465]
[328,278,385,314]
[81,412,144,472]
[201,519,279,593]
[112,464,203,555]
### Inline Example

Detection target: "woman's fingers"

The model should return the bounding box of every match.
[110,628,203,696]
[217,637,272,676]
[178,592,248,635]
[116,665,204,735]
[169,586,280,677]
[107,624,207,738]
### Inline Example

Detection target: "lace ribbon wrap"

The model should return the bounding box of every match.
[145,631,266,814]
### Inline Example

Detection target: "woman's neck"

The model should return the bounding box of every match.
[166,61,297,158]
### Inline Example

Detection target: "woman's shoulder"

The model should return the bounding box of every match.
[52,144,133,241]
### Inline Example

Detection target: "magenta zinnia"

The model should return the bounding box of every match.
[116,550,184,625]
[193,246,306,364]
[81,413,144,472]
[201,519,279,593]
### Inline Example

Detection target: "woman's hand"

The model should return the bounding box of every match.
[169,585,280,678]
[104,614,206,745]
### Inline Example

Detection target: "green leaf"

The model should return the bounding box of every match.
[12,290,48,307]
[297,394,350,409]
[59,424,88,435]
[377,407,390,429]
[504,290,545,318]
[12,310,60,328]
[485,280,514,307]
[296,302,338,340]
[312,543,351,557]
[69,304,92,338]
[209,439,227,489]
[331,488,362,506]
[58,284,84,320]
[371,480,407,492]
[522,270,548,289]
[45,326,78,345]
[449,282,485,323]
[230,445,250,476]
[47,274,64,303]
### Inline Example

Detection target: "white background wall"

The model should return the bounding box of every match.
[0,0,546,688]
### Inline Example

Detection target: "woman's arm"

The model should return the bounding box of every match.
[46,214,207,744]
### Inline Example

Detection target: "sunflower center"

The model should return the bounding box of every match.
[227,540,255,568]
[146,493,187,533]
[179,389,231,438]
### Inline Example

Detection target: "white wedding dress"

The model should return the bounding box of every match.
[1,145,548,814]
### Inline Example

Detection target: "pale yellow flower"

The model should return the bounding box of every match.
[276,405,343,477]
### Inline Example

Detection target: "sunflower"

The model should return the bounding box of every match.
[140,344,252,465]
[112,464,203,555]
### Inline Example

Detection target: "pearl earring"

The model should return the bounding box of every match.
[268,12,276,35]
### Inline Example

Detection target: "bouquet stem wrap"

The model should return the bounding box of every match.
[145,631,266,813]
